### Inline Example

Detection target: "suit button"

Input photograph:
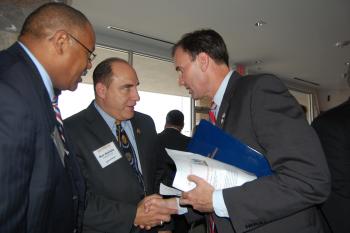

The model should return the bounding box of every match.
[73,228,77,233]
[72,195,78,200]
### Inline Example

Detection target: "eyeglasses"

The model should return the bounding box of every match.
[65,31,96,62]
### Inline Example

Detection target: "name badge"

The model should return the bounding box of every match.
[93,142,122,168]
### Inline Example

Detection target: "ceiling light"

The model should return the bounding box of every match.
[334,40,350,48]
[254,20,266,27]
[107,25,174,45]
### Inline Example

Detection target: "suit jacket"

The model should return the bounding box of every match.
[158,128,191,233]
[211,72,330,233]
[0,43,85,233]
[312,98,350,233]
[158,128,191,151]
[64,102,173,233]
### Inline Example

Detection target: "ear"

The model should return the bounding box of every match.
[51,30,70,55]
[95,82,107,99]
[197,52,209,72]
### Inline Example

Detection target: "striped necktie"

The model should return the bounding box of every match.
[115,121,145,195]
[52,95,69,155]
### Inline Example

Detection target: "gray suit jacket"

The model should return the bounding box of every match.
[64,102,173,233]
[312,98,350,233]
[211,72,330,233]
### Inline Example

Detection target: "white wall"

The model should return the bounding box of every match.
[318,89,349,112]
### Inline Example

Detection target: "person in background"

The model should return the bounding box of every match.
[312,98,350,233]
[158,109,191,151]
[64,57,177,233]
[158,109,191,233]
[0,3,95,233]
[170,28,331,233]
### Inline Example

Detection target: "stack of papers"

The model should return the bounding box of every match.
[166,149,256,192]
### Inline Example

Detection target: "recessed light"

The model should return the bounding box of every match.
[254,20,266,27]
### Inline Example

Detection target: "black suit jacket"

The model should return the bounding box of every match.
[0,43,85,233]
[158,128,191,151]
[209,72,330,233]
[64,102,173,233]
[312,98,350,233]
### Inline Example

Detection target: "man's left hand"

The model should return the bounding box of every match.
[180,175,215,213]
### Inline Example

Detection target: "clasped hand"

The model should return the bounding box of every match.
[134,175,214,230]
[134,194,178,230]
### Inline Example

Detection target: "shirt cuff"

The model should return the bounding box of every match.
[176,197,188,215]
[213,190,229,217]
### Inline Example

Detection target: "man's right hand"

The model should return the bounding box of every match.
[134,194,178,230]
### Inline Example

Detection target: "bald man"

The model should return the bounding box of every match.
[64,57,177,233]
[0,3,96,233]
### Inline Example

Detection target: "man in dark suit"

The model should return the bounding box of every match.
[158,109,191,151]
[312,98,350,233]
[64,57,177,233]
[171,29,331,233]
[158,109,192,233]
[0,3,95,233]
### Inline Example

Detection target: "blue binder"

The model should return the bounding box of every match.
[187,120,272,177]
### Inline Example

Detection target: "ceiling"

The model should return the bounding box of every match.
[1,0,350,93]
[70,0,350,92]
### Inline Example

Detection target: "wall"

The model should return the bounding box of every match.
[318,89,349,112]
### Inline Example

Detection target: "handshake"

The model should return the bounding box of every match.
[134,194,179,230]
[134,175,216,230]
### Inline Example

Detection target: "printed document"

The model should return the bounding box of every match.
[166,149,257,192]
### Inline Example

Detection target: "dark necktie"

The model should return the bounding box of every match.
[115,121,145,195]
[52,95,69,155]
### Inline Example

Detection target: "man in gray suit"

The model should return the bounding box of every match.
[171,29,331,233]
[0,3,95,233]
[64,57,177,233]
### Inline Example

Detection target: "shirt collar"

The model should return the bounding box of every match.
[18,41,55,101]
[93,101,130,133]
[212,70,234,115]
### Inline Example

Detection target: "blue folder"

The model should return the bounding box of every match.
[187,120,272,177]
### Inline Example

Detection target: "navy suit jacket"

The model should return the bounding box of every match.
[64,103,173,233]
[312,98,350,233]
[210,72,330,233]
[0,43,85,233]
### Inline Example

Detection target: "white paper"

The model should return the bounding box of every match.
[159,183,182,196]
[166,149,257,192]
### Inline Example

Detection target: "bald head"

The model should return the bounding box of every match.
[19,2,91,40]
[93,57,131,89]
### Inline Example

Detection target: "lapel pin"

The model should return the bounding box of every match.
[136,128,141,135]
[221,112,226,125]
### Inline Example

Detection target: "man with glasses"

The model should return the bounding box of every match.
[0,2,95,233]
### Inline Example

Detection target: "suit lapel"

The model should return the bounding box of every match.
[217,71,241,128]
[84,102,117,144]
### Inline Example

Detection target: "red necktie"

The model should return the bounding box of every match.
[209,101,217,124]
[208,101,217,232]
